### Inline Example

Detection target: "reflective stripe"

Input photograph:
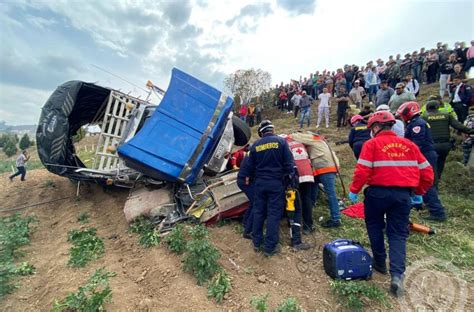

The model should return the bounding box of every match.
[313,166,338,176]
[357,159,373,167]
[299,175,315,183]
[418,161,431,169]
[373,160,418,167]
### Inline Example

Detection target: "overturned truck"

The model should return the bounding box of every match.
[37,68,251,229]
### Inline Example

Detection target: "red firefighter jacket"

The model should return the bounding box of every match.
[286,137,314,183]
[350,131,434,195]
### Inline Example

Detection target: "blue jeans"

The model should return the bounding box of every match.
[368,85,378,102]
[311,173,340,221]
[10,166,26,181]
[300,107,311,128]
[346,81,352,93]
[252,179,285,253]
[364,186,411,277]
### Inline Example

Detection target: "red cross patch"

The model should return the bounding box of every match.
[412,126,421,134]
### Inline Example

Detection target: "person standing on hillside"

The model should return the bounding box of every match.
[439,53,457,98]
[397,102,447,221]
[336,86,350,129]
[422,100,474,181]
[450,75,472,123]
[388,83,415,113]
[348,111,434,297]
[349,80,366,109]
[299,91,314,129]
[246,120,295,257]
[9,150,30,182]
[317,88,331,128]
[375,80,394,107]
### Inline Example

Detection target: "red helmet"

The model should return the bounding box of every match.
[367,111,396,129]
[396,101,421,122]
[350,115,363,126]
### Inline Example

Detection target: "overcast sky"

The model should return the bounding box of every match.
[0,0,473,125]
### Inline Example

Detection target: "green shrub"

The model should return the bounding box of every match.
[183,225,220,285]
[164,224,186,254]
[250,294,269,312]
[19,134,31,150]
[275,297,302,312]
[53,268,116,311]
[129,216,161,248]
[207,270,231,303]
[67,228,105,267]
[77,212,89,224]
[3,139,17,157]
[330,280,389,311]
[0,214,37,298]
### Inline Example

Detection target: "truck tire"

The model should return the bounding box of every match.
[232,115,251,146]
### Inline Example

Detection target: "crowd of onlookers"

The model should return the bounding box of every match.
[243,40,473,129]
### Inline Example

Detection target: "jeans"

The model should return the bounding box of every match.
[317,106,329,127]
[439,74,450,98]
[368,85,378,102]
[311,173,340,221]
[294,106,300,119]
[300,107,311,128]
[10,166,26,181]
[364,186,411,277]
[412,64,421,82]
[336,109,346,127]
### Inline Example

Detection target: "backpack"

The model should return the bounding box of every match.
[412,80,420,97]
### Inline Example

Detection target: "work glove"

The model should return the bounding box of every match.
[411,195,423,205]
[348,192,358,203]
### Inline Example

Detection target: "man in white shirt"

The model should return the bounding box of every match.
[317,88,331,128]
[9,150,30,182]
[291,91,302,119]
[404,73,419,97]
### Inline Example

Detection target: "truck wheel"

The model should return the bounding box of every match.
[232,115,251,146]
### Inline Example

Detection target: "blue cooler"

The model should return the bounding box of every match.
[323,239,373,280]
[118,68,234,184]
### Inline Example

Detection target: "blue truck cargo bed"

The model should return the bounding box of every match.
[117,68,233,184]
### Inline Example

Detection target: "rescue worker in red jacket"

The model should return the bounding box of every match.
[284,135,314,246]
[348,111,434,298]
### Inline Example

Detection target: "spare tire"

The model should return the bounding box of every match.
[232,115,251,146]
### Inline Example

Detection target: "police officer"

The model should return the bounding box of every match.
[348,115,371,159]
[420,94,456,118]
[246,120,295,257]
[348,111,434,297]
[397,102,447,221]
[422,100,474,180]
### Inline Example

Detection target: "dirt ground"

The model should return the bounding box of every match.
[0,169,398,311]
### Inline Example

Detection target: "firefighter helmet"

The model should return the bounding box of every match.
[367,111,396,129]
[396,101,421,122]
[350,115,364,126]
[258,120,275,137]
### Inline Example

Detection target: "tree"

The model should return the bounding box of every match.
[3,139,18,157]
[224,69,272,105]
[19,133,32,150]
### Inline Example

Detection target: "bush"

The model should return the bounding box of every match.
[3,139,17,157]
[67,228,105,267]
[129,216,161,248]
[183,225,220,285]
[207,270,231,303]
[275,298,302,312]
[330,280,389,311]
[0,214,37,298]
[250,294,269,312]
[19,134,31,150]
[164,224,186,254]
[53,268,116,311]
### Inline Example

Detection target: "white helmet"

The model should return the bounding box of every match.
[376,104,390,112]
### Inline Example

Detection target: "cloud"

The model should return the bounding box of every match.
[162,0,193,27]
[226,3,273,33]
[276,0,317,15]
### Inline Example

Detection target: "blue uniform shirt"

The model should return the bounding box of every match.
[237,155,252,181]
[348,121,371,148]
[247,133,295,181]
[404,115,435,155]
